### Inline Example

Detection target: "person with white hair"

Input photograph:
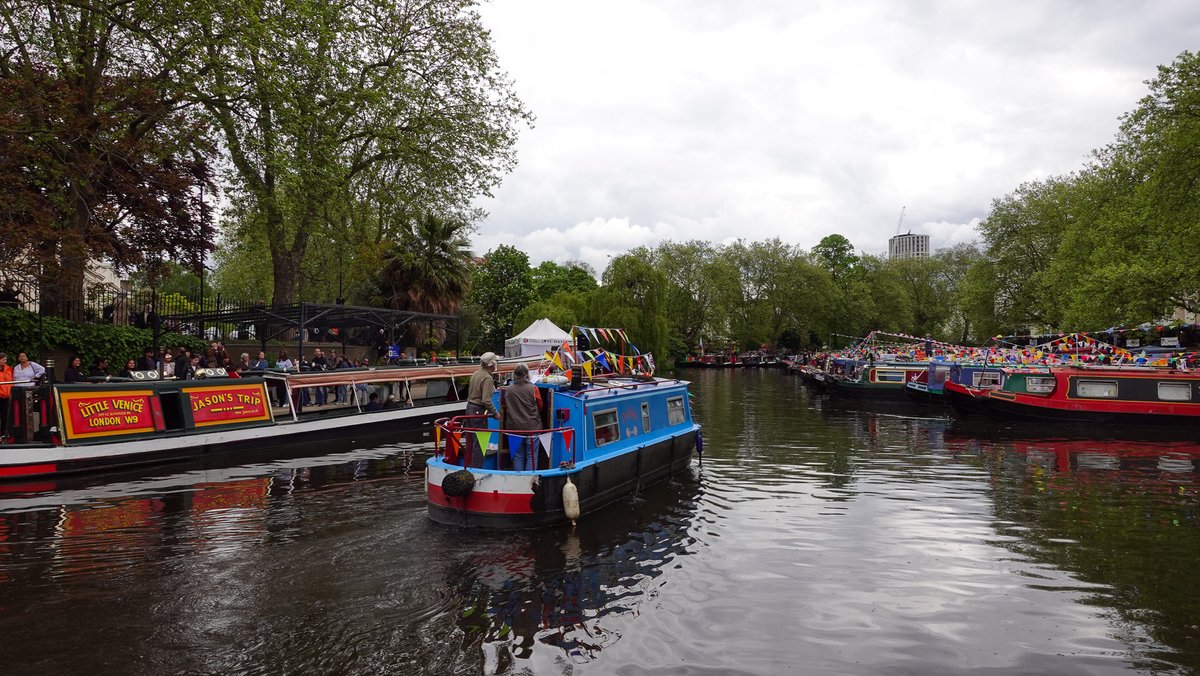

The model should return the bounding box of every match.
[464,352,500,466]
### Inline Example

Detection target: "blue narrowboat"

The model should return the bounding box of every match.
[426,372,701,529]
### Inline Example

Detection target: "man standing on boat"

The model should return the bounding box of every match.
[503,363,543,472]
[465,352,500,467]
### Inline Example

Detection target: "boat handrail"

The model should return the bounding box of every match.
[434,414,577,468]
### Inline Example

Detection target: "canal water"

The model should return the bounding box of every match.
[1,369,1197,674]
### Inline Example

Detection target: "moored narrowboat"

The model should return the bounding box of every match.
[904,363,1006,406]
[824,362,929,401]
[944,365,1200,425]
[0,359,539,480]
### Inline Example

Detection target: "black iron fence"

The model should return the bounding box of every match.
[3,280,459,354]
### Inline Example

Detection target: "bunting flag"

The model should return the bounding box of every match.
[435,425,442,447]
[506,434,525,457]
[447,432,462,458]
[538,432,553,457]
[628,341,640,355]
[561,428,575,455]
[474,430,493,455]
[582,361,593,378]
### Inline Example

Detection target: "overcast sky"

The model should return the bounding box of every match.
[470,0,1200,273]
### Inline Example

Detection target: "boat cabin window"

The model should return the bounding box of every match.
[641,402,651,433]
[1026,377,1056,394]
[973,371,1002,387]
[667,397,685,425]
[594,409,619,446]
[1077,379,1118,398]
[872,370,906,383]
[1157,382,1192,401]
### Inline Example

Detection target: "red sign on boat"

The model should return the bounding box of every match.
[183,383,272,427]
[59,390,158,440]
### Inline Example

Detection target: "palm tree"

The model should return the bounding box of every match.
[379,213,473,348]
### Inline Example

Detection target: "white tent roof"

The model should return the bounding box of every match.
[504,318,571,357]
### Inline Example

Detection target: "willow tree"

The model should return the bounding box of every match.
[194,0,531,306]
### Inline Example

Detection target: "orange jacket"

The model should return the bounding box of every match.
[0,364,12,398]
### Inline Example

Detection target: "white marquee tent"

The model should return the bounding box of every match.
[504,318,571,358]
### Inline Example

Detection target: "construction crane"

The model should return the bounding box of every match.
[894,206,907,235]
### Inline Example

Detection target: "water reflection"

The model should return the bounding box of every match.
[2,370,1200,673]
[447,475,703,672]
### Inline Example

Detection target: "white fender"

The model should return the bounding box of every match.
[562,476,580,525]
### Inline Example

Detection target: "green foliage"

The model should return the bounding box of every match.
[198,0,532,306]
[530,261,598,298]
[812,234,859,281]
[465,245,535,351]
[594,254,670,360]
[0,308,205,367]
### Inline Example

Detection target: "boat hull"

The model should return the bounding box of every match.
[0,401,462,480]
[427,427,698,529]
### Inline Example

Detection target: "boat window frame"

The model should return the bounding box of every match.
[872,369,907,383]
[1076,379,1118,399]
[973,371,1002,387]
[593,408,620,447]
[667,396,685,425]
[1026,376,1056,394]
[641,402,651,433]
[1157,382,1192,402]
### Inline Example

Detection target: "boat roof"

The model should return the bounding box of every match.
[262,356,545,386]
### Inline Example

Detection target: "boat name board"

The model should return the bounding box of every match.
[183,383,272,427]
[60,390,158,440]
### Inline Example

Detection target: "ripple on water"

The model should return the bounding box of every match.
[1,372,1198,674]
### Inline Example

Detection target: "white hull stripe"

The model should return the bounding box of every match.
[0,402,464,467]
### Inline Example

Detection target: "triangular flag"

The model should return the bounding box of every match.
[506,434,525,456]
[561,428,574,453]
[552,352,564,370]
[538,432,553,457]
[475,430,493,455]
[435,425,442,447]
[582,360,593,378]
[628,341,640,354]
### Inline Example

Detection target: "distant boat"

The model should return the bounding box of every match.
[904,363,1006,406]
[824,362,929,401]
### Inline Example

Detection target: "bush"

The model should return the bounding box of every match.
[0,307,206,366]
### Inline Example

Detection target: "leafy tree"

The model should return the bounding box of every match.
[811,234,859,281]
[646,240,736,354]
[593,254,669,362]
[193,0,531,307]
[1048,51,1200,327]
[465,245,534,351]
[977,176,1078,330]
[530,261,598,298]
[0,0,215,320]
[933,242,987,343]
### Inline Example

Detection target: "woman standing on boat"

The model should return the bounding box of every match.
[503,363,543,471]
[464,352,500,466]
